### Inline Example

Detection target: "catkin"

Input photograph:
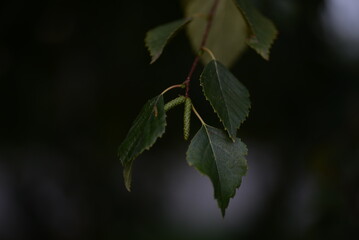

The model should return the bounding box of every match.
[164,96,186,112]
[183,97,192,140]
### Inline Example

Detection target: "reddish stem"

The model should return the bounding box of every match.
[184,0,220,97]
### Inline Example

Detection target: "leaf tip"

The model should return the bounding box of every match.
[125,182,132,192]
[149,54,161,64]
[145,18,192,64]
[144,33,160,64]
[221,208,226,218]
[123,163,133,192]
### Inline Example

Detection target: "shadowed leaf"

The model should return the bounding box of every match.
[118,95,166,191]
[145,19,192,64]
[234,0,278,60]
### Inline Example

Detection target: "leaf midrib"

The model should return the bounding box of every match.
[213,61,233,135]
[204,125,225,204]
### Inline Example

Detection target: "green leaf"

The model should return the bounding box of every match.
[183,0,248,67]
[200,60,250,140]
[145,18,192,64]
[233,0,278,60]
[186,125,248,216]
[118,95,166,191]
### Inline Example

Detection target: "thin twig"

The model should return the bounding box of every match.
[184,0,220,97]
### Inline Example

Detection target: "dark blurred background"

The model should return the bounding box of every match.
[0,0,358,239]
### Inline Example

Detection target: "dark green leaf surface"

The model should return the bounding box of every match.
[186,125,248,216]
[118,95,166,191]
[183,0,248,67]
[200,60,250,140]
[145,19,192,64]
[234,0,278,60]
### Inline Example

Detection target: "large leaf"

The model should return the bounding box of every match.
[118,95,166,191]
[186,125,248,216]
[145,18,192,64]
[234,0,278,60]
[183,0,248,67]
[200,60,250,140]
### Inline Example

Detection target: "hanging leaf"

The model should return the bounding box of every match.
[186,125,248,216]
[118,95,166,191]
[182,0,248,67]
[233,0,278,60]
[200,60,250,140]
[145,18,192,64]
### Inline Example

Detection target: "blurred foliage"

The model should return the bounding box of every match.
[184,0,248,66]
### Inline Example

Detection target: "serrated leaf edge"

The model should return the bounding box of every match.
[186,125,248,216]
[232,0,278,60]
[145,18,192,64]
[200,60,251,141]
[119,96,167,191]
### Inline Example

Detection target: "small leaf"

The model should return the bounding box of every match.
[186,125,248,216]
[145,18,192,64]
[233,0,278,60]
[200,60,250,140]
[183,0,248,67]
[118,95,166,191]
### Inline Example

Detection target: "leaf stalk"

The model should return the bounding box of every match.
[202,47,216,60]
[191,104,206,126]
[161,84,185,95]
